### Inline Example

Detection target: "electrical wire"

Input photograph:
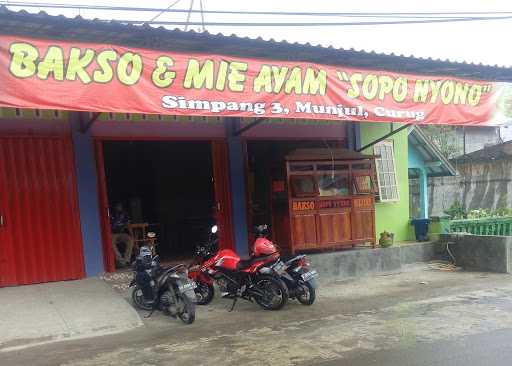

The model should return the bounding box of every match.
[199,0,205,32]
[3,1,512,19]
[148,0,181,22]
[184,0,194,31]
[109,15,512,27]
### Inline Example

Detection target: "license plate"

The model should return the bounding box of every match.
[178,281,197,293]
[272,261,286,273]
[301,270,318,282]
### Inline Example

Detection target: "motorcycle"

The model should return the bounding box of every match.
[268,254,318,305]
[130,241,197,324]
[255,225,318,306]
[189,225,288,311]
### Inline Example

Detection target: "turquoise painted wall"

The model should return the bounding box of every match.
[408,144,429,219]
[360,123,410,241]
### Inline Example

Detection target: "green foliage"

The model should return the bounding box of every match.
[466,209,491,219]
[445,201,512,220]
[444,199,466,219]
[494,207,512,217]
[421,126,461,159]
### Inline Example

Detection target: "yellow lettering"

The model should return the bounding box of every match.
[272,66,289,93]
[440,81,455,104]
[284,67,303,94]
[378,76,394,101]
[468,85,483,106]
[413,80,430,103]
[151,56,176,88]
[66,47,95,84]
[393,77,408,102]
[215,61,229,90]
[362,75,378,100]
[37,46,64,81]
[453,82,469,105]
[183,59,214,90]
[117,52,142,86]
[93,50,117,83]
[429,80,443,103]
[303,68,327,96]
[227,62,247,92]
[9,42,38,78]
[253,65,273,93]
[347,73,363,98]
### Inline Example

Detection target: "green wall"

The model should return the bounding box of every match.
[360,123,410,242]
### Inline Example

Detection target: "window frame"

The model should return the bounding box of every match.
[290,174,319,198]
[316,172,350,197]
[373,140,400,202]
[352,173,375,195]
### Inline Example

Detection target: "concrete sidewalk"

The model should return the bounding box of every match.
[0,278,142,351]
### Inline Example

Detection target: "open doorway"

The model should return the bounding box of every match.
[101,140,215,267]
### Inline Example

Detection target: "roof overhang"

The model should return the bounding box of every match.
[1,6,511,80]
[408,126,457,177]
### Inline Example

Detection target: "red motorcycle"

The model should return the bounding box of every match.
[189,225,288,311]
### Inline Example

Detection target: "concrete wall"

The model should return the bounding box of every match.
[309,242,442,282]
[360,123,410,241]
[309,234,512,283]
[425,158,512,216]
[457,127,501,155]
[439,234,512,273]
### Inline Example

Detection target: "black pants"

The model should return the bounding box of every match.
[136,271,155,301]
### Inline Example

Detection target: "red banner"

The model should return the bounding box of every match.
[1,35,511,125]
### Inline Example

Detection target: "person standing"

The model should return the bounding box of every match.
[111,202,134,266]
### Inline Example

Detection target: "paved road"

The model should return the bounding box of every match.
[313,328,512,366]
[3,268,512,366]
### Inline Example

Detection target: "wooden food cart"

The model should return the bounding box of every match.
[272,148,378,254]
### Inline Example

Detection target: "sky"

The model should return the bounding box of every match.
[2,0,512,67]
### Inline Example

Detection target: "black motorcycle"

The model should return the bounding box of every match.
[130,245,197,324]
[254,225,318,305]
[269,255,318,305]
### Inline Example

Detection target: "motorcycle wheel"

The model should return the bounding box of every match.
[131,286,154,311]
[195,283,215,305]
[297,281,316,305]
[254,275,288,311]
[176,293,196,324]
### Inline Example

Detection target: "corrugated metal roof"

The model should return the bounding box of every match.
[1,6,512,81]
[453,140,512,162]
[408,126,457,177]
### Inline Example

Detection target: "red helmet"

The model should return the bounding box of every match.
[253,237,278,256]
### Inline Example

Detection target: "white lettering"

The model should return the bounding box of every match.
[161,95,267,115]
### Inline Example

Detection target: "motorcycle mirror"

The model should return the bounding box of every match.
[211,225,218,234]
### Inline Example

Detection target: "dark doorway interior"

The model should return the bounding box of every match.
[103,141,214,263]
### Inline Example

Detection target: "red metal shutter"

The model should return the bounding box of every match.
[0,136,84,286]
[211,141,235,250]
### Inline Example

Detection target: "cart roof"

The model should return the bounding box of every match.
[285,148,377,161]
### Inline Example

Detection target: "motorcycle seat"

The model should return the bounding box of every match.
[237,255,272,270]
[237,258,255,270]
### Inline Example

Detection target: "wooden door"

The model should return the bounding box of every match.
[212,141,235,250]
[317,211,351,245]
[0,137,84,286]
[291,213,317,250]
[351,197,376,241]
